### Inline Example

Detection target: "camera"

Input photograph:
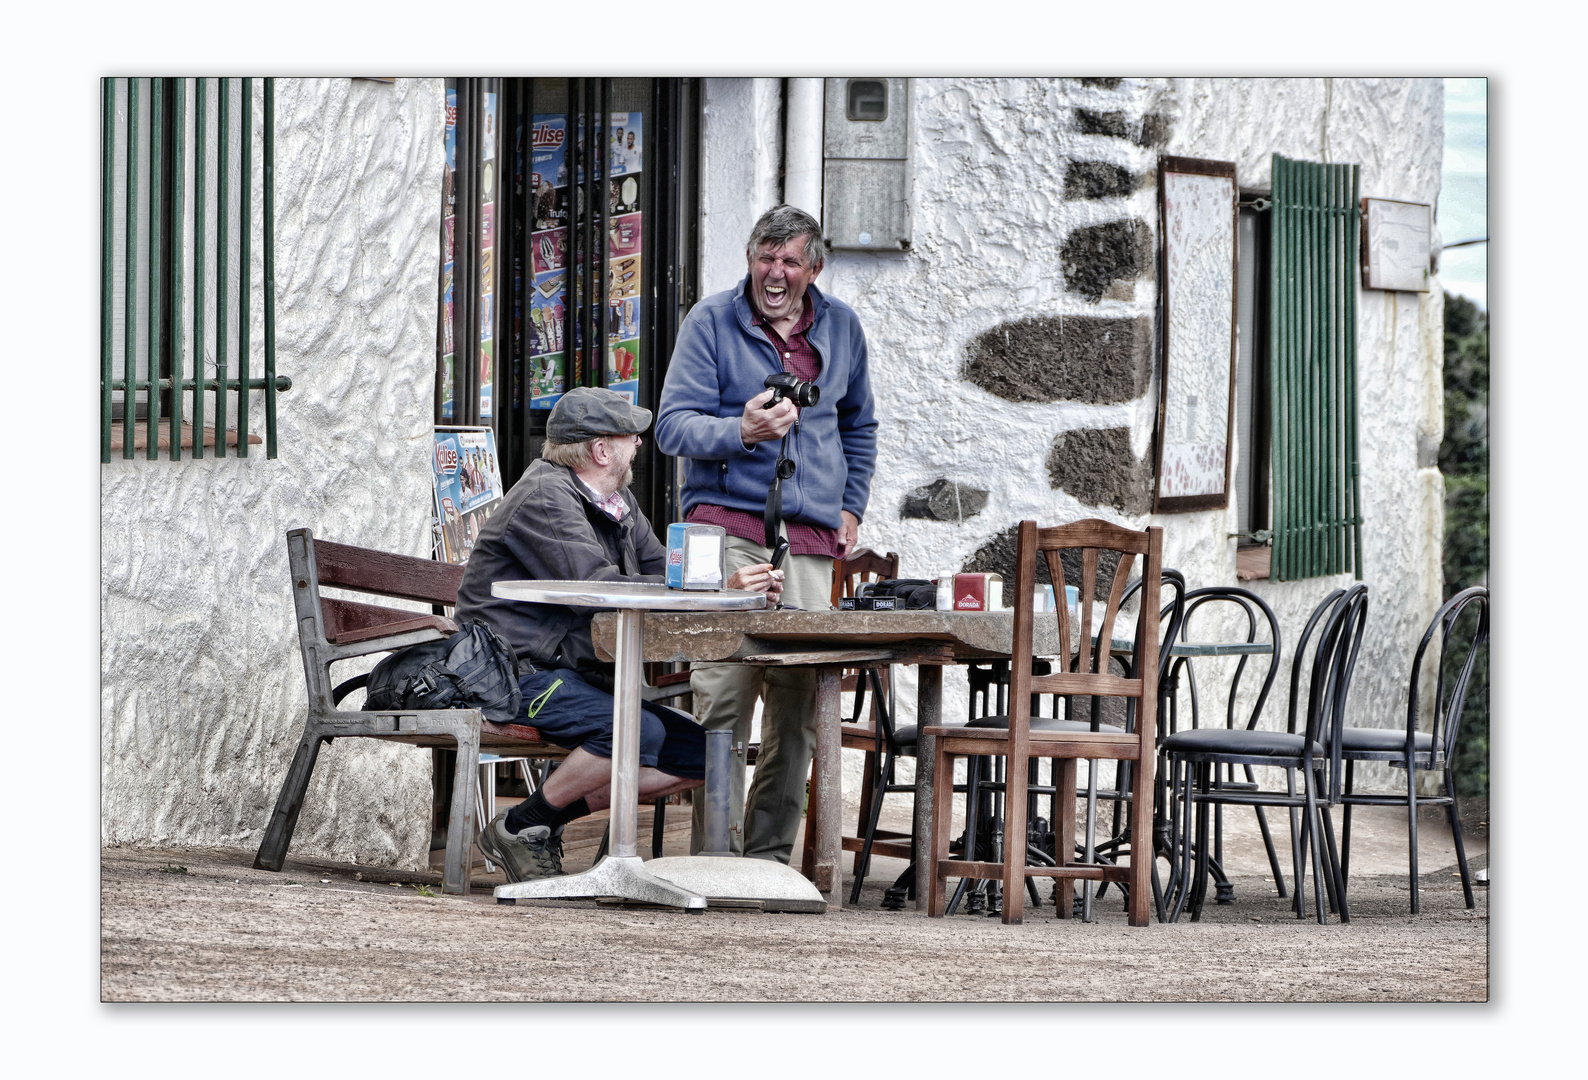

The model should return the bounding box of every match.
[762,372,820,409]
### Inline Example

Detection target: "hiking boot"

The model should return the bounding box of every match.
[478,812,565,882]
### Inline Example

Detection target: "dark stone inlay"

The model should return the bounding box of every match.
[1075,109,1132,138]
[1137,112,1172,147]
[1064,160,1135,201]
[1061,218,1153,302]
[961,315,1150,404]
[963,524,1124,602]
[1046,427,1153,515]
[902,478,990,522]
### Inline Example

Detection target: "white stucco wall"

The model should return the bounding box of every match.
[101,78,446,869]
[700,78,783,296]
[699,78,1446,810]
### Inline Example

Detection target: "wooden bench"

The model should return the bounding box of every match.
[254,528,569,895]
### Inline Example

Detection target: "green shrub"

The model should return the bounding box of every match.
[1440,292,1488,797]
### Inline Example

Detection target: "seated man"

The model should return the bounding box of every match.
[454,387,782,881]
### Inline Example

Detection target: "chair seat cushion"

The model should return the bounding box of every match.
[845,724,918,755]
[966,714,1126,735]
[1160,728,1322,758]
[1329,727,1437,755]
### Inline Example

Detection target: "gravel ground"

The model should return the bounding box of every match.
[100,841,1486,1002]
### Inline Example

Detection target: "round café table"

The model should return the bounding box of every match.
[489,580,767,912]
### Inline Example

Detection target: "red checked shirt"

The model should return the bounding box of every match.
[686,291,844,558]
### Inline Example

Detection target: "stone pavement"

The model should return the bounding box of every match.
[100,800,1486,1002]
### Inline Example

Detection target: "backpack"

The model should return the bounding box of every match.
[333,620,522,724]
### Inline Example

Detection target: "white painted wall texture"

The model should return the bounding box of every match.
[101,79,446,869]
[700,78,783,296]
[700,78,1446,811]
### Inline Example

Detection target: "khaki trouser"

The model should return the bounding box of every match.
[689,534,834,863]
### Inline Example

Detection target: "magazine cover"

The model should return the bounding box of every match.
[432,427,505,564]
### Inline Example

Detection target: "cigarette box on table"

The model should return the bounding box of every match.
[666,523,726,591]
[838,594,899,611]
[952,573,1004,611]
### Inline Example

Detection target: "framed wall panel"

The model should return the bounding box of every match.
[1154,155,1239,513]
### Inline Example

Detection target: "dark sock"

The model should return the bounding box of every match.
[506,791,590,834]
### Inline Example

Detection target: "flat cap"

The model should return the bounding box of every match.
[545,387,653,443]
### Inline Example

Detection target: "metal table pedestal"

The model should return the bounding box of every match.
[489,582,765,912]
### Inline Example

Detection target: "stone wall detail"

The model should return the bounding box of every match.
[1046,428,1154,514]
[962,315,1151,404]
[901,479,990,522]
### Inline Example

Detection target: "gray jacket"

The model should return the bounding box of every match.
[455,459,666,676]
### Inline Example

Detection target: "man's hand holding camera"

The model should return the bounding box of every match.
[740,387,797,447]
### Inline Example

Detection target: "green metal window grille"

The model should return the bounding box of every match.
[1268,153,1363,581]
[101,77,287,463]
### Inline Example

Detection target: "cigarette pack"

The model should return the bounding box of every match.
[839,595,898,611]
[951,573,1004,611]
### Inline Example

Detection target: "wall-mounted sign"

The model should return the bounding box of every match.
[1154,155,1238,513]
[1361,197,1431,292]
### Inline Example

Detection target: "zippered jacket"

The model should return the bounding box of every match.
[455,459,666,676]
[655,276,877,530]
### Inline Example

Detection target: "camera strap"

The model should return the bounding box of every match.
[764,433,796,570]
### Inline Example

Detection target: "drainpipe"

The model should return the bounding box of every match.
[783,79,824,224]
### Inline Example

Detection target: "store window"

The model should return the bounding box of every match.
[437,78,501,427]
[438,78,699,529]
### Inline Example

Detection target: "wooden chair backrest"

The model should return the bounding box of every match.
[290,528,462,651]
[313,537,465,606]
[830,548,902,700]
[1009,518,1163,734]
[830,547,901,607]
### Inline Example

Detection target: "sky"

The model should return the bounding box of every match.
[1439,78,1488,309]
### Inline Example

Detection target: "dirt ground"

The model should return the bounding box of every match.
[100,802,1487,1002]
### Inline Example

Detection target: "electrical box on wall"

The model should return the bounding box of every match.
[823,78,910,251]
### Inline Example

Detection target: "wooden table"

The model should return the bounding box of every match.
[591,609,1066,910]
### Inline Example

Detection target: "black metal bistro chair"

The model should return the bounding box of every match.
[1153,586,1289,912]
[1160,585,1368,924]
[1329,585,1488,912]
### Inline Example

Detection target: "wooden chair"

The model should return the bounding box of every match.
[800,550,907,898]
[926,519,1163,926]
[254,528,569,896]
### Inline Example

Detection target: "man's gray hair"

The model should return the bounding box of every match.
[746,204,825,268]
[542,437,595,470]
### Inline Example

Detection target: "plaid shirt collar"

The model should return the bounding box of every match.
[576,474,629,521]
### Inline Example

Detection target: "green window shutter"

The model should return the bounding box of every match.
[100,78,284,463]
[1268,153,1363,581]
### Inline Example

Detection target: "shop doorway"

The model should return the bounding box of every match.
[437,77,700,536]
